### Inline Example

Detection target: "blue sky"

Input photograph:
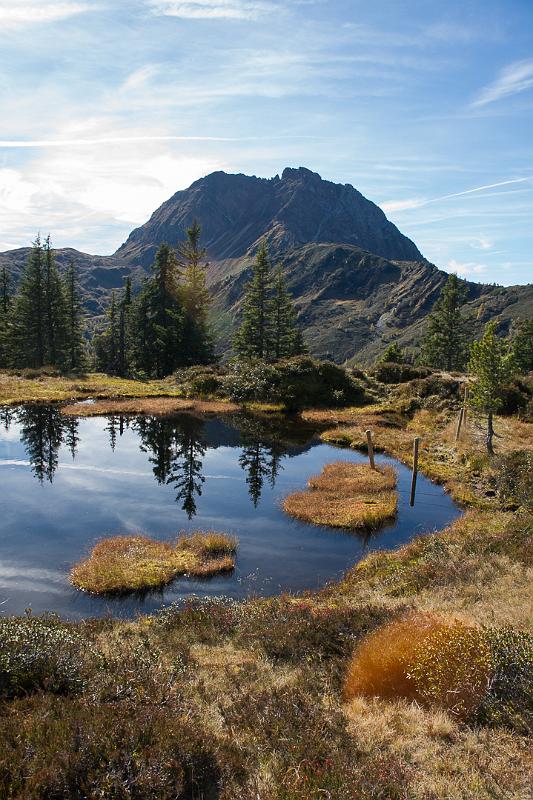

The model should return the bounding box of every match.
[0,0,532,286]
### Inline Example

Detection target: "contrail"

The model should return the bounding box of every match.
[426,176,532,204]
[0,134,316,148]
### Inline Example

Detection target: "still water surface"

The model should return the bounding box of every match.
[0,405,461,619]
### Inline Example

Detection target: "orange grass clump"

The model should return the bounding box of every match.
[283,462,397,530]
[61,398,239,418]
[343,612,493,720]
[70,531,237,594]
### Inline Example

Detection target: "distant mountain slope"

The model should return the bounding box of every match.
[208,243,533,363]
[1,167,531,363]
[115,167,423,266]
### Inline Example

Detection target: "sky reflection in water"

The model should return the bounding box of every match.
[0,406,461,619]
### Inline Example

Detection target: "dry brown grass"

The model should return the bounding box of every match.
[283,462,398,530]
[61,397,239,417]
[344,612,493,719]
[70,531,237,594]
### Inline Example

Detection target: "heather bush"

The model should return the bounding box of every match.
[373,362,431,384]
[222,356,366,410]
[0,615,93,698]
[478,626,533,734]
[491,450,533,511]
[173,364,225,398]
[0,695,228,800]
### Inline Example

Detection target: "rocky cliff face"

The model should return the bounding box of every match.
[1,168,530,363]
[115,167,423,266]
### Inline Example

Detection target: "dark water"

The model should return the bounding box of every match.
[0,405,461,620]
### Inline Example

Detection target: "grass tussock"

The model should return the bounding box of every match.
[283,461,398,530]
[61,397,239,417]
[70,532,237,594]
[343,612,493,719]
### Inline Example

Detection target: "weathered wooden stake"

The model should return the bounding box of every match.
[365,429,375,470]
[463,384,469,427]
[455,407,464,443]
[409,437,420,507]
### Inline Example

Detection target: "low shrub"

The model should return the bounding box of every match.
[0,695,229,800]
[499,377,533,416]
[477,626,533,734]
[0,616,92,699]
[173,364,225,398]
[373,362,432,384]
[223,356,367,410]
[491,450,533,511]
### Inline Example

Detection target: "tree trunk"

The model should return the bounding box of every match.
[487,410,495,455]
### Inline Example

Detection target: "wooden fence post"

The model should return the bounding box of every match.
[365,430,375,470]
[409,437,420,507]
[455,407,465,443]
[463,384,469,427]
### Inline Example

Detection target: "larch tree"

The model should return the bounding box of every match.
[469,321,514,455]
[421,274,471,371]
[177,220,214,365]
[117,276,132,377]
[43,235,68,367]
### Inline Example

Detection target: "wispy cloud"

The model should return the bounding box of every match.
[0,135,262,148]
[0,1,93,28]
[448,259,487,277]
[473,59,533,107]
[381,177,532,212]
[148,0,278,20]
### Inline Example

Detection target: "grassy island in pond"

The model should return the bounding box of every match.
[70,532,237,594]
[283,462,397,530]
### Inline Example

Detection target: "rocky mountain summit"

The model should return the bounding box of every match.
[1,167,531,363]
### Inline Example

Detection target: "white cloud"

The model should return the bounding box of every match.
[448,259,487,277]
[148,0,278,20]
[473,59,533,107]
[0,1,92,28]
[470,236,494,251]
[380,177,532,214]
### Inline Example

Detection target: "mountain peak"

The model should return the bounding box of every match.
[116,167,423,265]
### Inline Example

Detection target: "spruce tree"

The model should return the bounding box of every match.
[0,266,11,368]
[64,261,87,372]
[177,220,214,365]
[117,276,132,377]
[469,322,514,455]
[234,242,273,359]
[271,265,306,359]
[131,245,184,378]
[95,291,120,374]
[378,342,407,364]
[43,235,68,367]
[421,274,471,371]
[9,235,47,367]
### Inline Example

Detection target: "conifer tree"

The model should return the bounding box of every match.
[421,274,471,371]
[233,242,273,359]
[117,276,132,377]
[469,322,514,455]
[177,220,214,365]
[378,342,407,364]
[510,318,533,373]
[0,266,11,368]
[95,291,120,374]
[131,244,184,378]
[43,235,68,367]
[9,235,47,367]
[271,265,306,359]
[64,261,87,372]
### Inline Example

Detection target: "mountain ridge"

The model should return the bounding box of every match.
[1,167,531,363]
